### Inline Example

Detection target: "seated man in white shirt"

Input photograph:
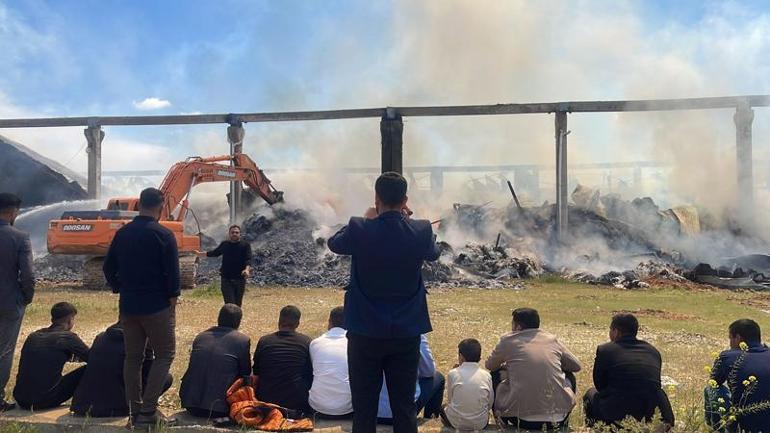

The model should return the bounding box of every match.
[441,338,494,431]
[308,307,352,418]
[376,334,445,424]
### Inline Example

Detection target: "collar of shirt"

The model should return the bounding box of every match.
[133,215,156,223]
[277,330,297,337]
[377,210,403,219]
[324,327,347,338]
[459,361,480,370]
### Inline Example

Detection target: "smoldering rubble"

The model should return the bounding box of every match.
[34,184,769,291]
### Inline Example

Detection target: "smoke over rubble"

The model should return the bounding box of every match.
[7,1,770,290]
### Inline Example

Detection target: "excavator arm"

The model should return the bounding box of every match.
[158,152,283,221]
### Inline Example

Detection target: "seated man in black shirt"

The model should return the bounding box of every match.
[71,322,172,417]
[583,313,674,429]
[198,225,252,306]
[13,302,89,410]
[181,304,251,419]
[253,305,312,412]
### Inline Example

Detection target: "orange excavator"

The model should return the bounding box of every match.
[47,151,283,289]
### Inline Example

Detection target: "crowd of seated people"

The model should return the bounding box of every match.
[7,301,770,432]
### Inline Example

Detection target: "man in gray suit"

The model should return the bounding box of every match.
[0,193,35,412]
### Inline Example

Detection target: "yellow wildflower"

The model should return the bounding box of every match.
[711,351,720,359]
[709,379,719,388]
[718,407,726,413]
[718,398,725,404]
[749,375,757,382]
[729,415,737,422]
[743,380,750,386]
[739,342,749,351]
[704,365,712,373]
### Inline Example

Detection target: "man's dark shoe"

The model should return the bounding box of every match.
[0,400,16,412]
[134,411,177,429]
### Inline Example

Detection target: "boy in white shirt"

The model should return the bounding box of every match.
[441,339,494,431]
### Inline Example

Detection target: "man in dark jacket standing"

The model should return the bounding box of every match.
[197,225,252,306]
[583,313,674,428]
[71,322,173,418]
[103,187,180,428]
[181,304,251,419]
[328,172,440,433]
[0,193,34,412]
[13,302,88,410]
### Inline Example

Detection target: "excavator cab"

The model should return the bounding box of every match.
[107,198,139,211]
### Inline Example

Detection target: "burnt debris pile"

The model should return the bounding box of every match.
[197,207,351,287]
[31,183,768,291]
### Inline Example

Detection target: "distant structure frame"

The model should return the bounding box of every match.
[1,95,768,238]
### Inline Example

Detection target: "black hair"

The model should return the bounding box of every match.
[375,172,408,207]
[329,306,345,328]
[729,319,761,345]
[139,187,164,209]
[512,308,540,330]
[51,302,77,322]
[229,224,241,231]
[279,305,301,328]
[611,313,639,337]
[218,303,243,329]
[0,193,21,212]
[458,338,482,362]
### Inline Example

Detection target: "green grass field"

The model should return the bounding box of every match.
[6,279,770,432]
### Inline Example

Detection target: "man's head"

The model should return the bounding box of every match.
[458,338,482,364]
[138,188,164,220]
[278,305,301,331]
[51,302,78,331]
[728,319,762,349]
[328,306,345,330]
[512,308,540,331]
[374,172,408,213]
[228,225,242,242]
[218,303,243,329]
[0,193,22,224]
[610,313,639,341]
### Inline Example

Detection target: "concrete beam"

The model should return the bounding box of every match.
[380,110,403,174]
[227,122,245,225]
[3,95,770,128]
[555,112,569,242]
[734,101,755,223]
[84,126,104,199]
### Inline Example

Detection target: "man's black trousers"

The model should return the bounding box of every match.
[220,277,246,306]
[347,333,420,433]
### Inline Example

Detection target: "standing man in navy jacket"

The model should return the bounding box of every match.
[104,187,180,428]
[328,172,440,433]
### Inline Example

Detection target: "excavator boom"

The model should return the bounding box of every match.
[46,150,283,289]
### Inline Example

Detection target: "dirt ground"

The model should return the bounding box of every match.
[5,279,769,432]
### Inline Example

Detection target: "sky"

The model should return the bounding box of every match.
[1,0,770,199]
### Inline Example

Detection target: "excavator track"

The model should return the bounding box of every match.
[180,254,198,289]
[82,255,198,290]
[83,256,108,290]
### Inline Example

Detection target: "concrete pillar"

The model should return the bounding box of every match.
[84,125,104,200]
[227,122,245,225]
[734,101,754,222]
[380,108,403,174]
[555,111,569,242]
[430,168,444,193]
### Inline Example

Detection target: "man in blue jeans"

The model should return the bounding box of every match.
[0,193,35,412]
[328,172,440,433]
[706,319,770,433]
